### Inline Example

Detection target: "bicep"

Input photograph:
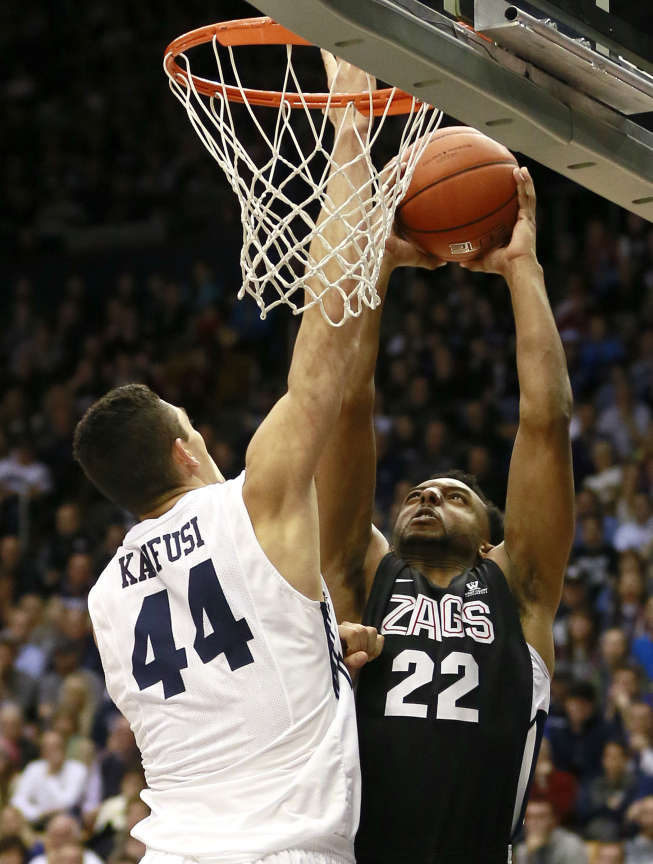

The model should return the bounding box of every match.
[243,392,330,601]
[245,390,331,512]
[503,419,574,614]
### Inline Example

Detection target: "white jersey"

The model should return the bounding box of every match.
[89,473,360,863]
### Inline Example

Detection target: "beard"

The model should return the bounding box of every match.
[394,522,478,568]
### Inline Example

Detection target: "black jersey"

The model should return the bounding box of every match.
[355,553,549,864]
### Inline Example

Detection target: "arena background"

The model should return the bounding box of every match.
[2,1,653,862]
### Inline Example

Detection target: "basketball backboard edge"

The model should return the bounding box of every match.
[250,0,653,221]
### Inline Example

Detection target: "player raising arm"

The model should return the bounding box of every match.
[73,55,379,864]
[316,167,574,863]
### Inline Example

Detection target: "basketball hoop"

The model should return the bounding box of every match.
[164,17,442,325]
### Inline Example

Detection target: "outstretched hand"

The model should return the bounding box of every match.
[460,166,538,278]
[339,622,384,675]
[384,226,446,272]
[380,155,446,272]
[321,50,375,136]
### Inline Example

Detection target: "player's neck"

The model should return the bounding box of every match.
[403,551,476,589]
[139,481,206,521]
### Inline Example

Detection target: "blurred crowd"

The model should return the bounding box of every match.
[4,2,653,864]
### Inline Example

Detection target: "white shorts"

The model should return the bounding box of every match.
[141,850,351,864]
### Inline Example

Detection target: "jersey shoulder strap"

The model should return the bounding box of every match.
[478,556,524,616]
[362,552,408,627]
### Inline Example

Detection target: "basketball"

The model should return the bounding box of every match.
[396,126,520,262]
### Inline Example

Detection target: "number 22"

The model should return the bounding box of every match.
[384,649,479,723]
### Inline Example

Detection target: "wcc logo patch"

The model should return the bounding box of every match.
[465,580,488,597]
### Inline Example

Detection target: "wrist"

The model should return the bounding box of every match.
[504,253,542,286]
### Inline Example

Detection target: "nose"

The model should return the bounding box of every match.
[420,487,441,505]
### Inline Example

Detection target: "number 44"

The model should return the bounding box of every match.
[132,559,254,698]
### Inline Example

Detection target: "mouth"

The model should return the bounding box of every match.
[412,508,441,523]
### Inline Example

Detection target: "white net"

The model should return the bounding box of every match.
[165,34,442,326]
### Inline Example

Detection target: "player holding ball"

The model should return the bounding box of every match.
[318,165,574,863]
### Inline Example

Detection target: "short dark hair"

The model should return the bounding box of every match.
[566,679,596,705]
[429,469,504,545]
[0,836,28,864]
[73,384,187,515]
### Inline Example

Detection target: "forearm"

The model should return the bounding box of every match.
[315,263,392,599]
[507,256,573,425]
[341,262,391,407]
[306,123,372,327]
[290,119,373,421]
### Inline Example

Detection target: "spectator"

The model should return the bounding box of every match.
[548,681,613,780]
[625,702,653,798]
[570,401,599,485]
[0,746,14,810]
[0,805,36,851]
[5,607,47,678]
[39,504,89,596]
[631,597,653,681]
[597,376,650,461]
[578,740,637,840]
[624,795,653,862]
[530,737,579,826]
[598,629,630,705]
[554,571,591,652]
[82,716,139,822]
[59,554,94,601]
[57,672,98,739]
[411,419,454,478]
[592,842,625,863]
[604,664,646,737]
[10,730,87,826]
[0,837,28,864]
[613,494,653,555]
[0,441,52,500]
[603,554,647,642]
[87,770,145,860]
[109,798,150,862]
[568,515,617,601]
[0,632,37,718]
[28,813,102,864]
[38,638,101,727]
[557,609,600,684]
[515,798,588,863]
[584,440,623,513]
[0,702,38,770]
[0,536,38,608]
[50,845,83,864]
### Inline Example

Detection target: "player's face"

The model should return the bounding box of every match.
[392,478,490,561]
[169,403,225,486]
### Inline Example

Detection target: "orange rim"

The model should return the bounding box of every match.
[164,17,422,117]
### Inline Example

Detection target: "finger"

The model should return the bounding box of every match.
[364,626,378,656]
[521,166,536,208]
[343,651,369,672]
[458,259,482,272]
[320,49,339,88]
[339,622,366,656]
[370,633,384,660]
[420,254,447,270]
[513,167,535,221]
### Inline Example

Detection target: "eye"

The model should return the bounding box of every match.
[449,492,465,502]
[405,491,420,501]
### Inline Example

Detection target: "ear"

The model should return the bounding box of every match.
[172,438,200,473]
[479,541,494,557]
